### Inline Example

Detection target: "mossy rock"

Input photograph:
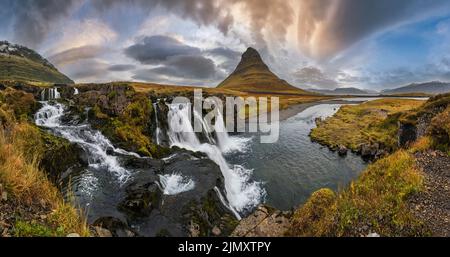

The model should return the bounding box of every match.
[39,129,87,183]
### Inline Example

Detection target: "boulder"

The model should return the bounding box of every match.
[360,143,379,160]
[338,145,348,156]
[93,217,136,237]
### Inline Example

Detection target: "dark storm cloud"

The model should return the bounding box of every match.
[48,45,105,66]
[92,0,234,35]
[124,35,201,64]
[6,0,80,47]
[298,0,450,59]
[205,47,240,60]
[108,64,136,72]
[133,55,217,81]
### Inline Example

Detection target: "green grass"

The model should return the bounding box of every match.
[310,99,425,152]
[0,54,73,84]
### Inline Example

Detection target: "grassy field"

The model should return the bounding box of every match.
[129,82,330,111]
[310,98,425,152]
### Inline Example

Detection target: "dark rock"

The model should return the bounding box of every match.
[118,183,162,218]
[93,217,137,237]
[118,150,238,237]
[398,121,417,147]
[39,130,88,183]
[360,143,379,160]
[338,145,348,156]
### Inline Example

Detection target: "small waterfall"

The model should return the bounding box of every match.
[153,102,162,145]
[35,102,136,182]
[40,88,61,101]
[74,88,79,95]
[166,103,264,217]
[158,173,195,195]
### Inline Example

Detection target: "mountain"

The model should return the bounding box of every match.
[217,47,310,94]
[310,87,377,95]
[382,81,450,95]
[0,41,73,84]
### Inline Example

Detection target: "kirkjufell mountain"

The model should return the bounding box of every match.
[218,47,310,94]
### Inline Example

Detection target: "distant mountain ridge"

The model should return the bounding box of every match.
[310,87,376,95]
[0,41,73,84]
[217,47,310,94]
[382,81,450,95]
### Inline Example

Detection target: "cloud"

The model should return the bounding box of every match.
[133,55,217,81]
[9,0,81,47]
[49,19,118,54]
[126,35,237,83]
[205,47,240,60]
[292,67,338,89]
[48,45,105,66]
[124,35,201,64]
[59,59,109,81]
[297,0,450,59]
[92,0,235,35]
[108,64,136,72]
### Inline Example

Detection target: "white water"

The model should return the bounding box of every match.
[214,110,251,153]
[74,88,79,95]
[40,88,61,101]
[166,103,265,217]
[159,174,195,195]
[153,102,162,145]
[35,102,134,182]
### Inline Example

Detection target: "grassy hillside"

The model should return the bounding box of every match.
[0,88,88,236]
[0,54,73,84]
[288,149,426,236]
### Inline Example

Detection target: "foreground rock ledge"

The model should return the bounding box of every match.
[231,205,292,237]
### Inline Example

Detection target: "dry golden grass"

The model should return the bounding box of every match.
[128,82,329,111]
[0,107,89,236]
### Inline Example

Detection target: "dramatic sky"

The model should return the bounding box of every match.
[1,0,450,90]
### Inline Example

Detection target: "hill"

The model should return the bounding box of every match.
[382,81,450,95]
[217,47,310,94]
[0,41,73,84]
[310,87,376,95]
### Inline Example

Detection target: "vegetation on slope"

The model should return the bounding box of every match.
[0,88,88,237]
[288,150,427,237]
[0,53,73,84]
[310,99,424,152]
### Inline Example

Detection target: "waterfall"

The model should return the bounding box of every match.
[74,88,79,95]
[35,101,136,182]
[40,88,61,101]
[153,102,162,145]
[158,173,195,195]
[166,103,264,217]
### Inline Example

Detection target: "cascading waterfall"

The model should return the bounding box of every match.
[40,88,61,101]
[35,101,136,183]
[74,88,79,95]
[166,103,265,218]
[153,102,162,145]
[158,173,195,195]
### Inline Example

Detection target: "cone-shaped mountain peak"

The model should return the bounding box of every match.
[218,47,309,94]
